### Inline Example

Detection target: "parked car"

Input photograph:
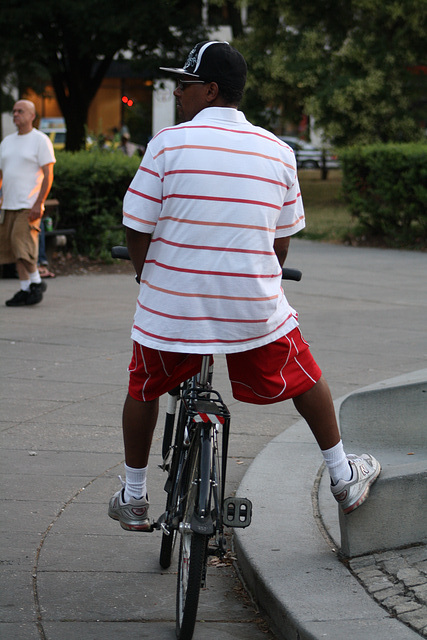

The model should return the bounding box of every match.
[278,136,339,169]
[42,128,66,150]
[39,117,66,150]
[41,128,96,151]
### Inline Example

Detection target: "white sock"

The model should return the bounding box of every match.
[321,440,352,484]
[20,279,31,291]
[124,463,147,502]
[29,270,42,284]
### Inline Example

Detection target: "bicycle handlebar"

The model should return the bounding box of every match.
[111,246,302,281]
[111,245,131,261]
[281,267,302,281]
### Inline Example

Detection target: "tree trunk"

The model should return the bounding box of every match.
[320,150,329,181]
[49,56,113,151]
[62,102,89,151]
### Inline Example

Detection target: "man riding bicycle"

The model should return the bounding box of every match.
[109,41,380,531]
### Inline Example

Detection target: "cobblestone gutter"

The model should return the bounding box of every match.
[348,545,427,637]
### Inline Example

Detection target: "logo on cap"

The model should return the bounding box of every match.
[183,45,200,74]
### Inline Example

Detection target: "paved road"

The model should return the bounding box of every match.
[1,238,426,639]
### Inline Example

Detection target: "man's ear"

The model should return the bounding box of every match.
[205,82,220,104]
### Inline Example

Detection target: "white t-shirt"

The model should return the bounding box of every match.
[123,107,305,354]
[0,129,56,210]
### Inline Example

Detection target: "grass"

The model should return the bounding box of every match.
[298,169,357,243]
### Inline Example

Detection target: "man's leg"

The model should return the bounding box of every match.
[293,375,352,482]
[16,257,32,282]
[108,394,159,531]
[6,257,46,306]
[13,211,40,281]
[6,213,45,305]
[122,393,159,468]
[15,258,46,303]
[293,375,381,513]
[292,375,340,451]
[227,332,380,513]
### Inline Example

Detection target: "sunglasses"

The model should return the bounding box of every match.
[176,80,207,90]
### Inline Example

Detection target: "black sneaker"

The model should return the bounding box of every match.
[25,282,47,305]
[6,289,30,306]
[31,280,47,294]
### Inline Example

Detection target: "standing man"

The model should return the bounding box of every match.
[0,99,56,306]
[108,42,380,531]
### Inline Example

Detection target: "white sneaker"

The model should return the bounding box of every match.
[331,453,381,514]
[108,488,151,531]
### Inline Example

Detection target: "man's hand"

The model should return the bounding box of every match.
[28,203,44,222]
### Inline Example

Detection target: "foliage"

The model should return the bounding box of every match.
[4,0,425,150]
[0,0,207,150]
[235,0,426,145]
[50,150,140,259]
[50,154,426,257]
[340,143,427,247]
[297,170,357,243]
[306,2,427,146]
[235,1,308,131]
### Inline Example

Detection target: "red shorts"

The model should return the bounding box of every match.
[128,327,321,405]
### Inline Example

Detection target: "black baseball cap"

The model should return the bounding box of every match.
[160,41,247,92]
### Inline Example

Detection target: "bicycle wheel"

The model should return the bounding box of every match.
[159,451,181,569]
[175,440,210,639]
[159,527,176,570]
[176,531,207,639]
[159,399,188,570]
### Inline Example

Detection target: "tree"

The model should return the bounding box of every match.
[304,0,427,145]
[0,52,16,139]
[234,0,426,145]
[0,0,207,150]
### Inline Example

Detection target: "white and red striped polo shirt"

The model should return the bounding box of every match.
[123,107,305,354]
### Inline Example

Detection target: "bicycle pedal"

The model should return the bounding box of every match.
[223,497,252,528]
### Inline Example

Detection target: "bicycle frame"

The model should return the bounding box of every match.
[159,355,231,544]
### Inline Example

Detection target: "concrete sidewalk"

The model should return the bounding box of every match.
[1,239,426,639]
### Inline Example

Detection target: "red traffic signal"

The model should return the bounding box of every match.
[121,96,134,107]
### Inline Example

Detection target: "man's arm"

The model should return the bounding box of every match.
[28,162,54,222]
[126,227,152,282]
[273,236,290,267]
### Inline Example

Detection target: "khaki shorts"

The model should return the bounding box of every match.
[0,209,40,265]
[128,327,322,405]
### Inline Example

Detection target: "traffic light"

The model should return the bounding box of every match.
[121,95,134,107]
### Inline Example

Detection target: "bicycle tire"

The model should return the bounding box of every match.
[175,441,209,639]
[159,397,188,570]
[176,531,207,639]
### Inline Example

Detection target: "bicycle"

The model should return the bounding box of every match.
[111,245,301,639]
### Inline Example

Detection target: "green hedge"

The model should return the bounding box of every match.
[50,145,427,256]
[340,143,427,248]
[50,150,141,259]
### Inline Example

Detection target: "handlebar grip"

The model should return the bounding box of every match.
[282,268,302,281]
[111,246,130,260]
